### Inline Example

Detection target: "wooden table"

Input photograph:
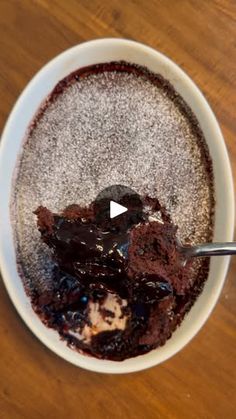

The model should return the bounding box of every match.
[0,1,235,418]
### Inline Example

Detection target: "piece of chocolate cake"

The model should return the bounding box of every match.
[33,195,193,360]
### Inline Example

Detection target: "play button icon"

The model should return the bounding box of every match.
[110,201,128,219]
[94,184,143,230]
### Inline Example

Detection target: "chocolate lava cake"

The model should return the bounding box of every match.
[11,62,214,360]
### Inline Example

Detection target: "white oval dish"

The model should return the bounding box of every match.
[0,39,234,373]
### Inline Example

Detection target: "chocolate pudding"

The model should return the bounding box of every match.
[11,62,214,360]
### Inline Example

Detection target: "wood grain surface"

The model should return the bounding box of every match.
[0,1,236,418]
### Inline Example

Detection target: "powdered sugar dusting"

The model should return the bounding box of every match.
[11,68,214,294]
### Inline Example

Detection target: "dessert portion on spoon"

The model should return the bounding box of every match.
[33,190,235,361]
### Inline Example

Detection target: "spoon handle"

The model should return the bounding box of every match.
[183,242,236,258]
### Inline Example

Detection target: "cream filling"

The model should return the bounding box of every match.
[69,293,128,344]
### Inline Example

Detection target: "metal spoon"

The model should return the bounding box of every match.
[179,242,236,261]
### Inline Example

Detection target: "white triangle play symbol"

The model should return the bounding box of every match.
[110,200,128,219]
